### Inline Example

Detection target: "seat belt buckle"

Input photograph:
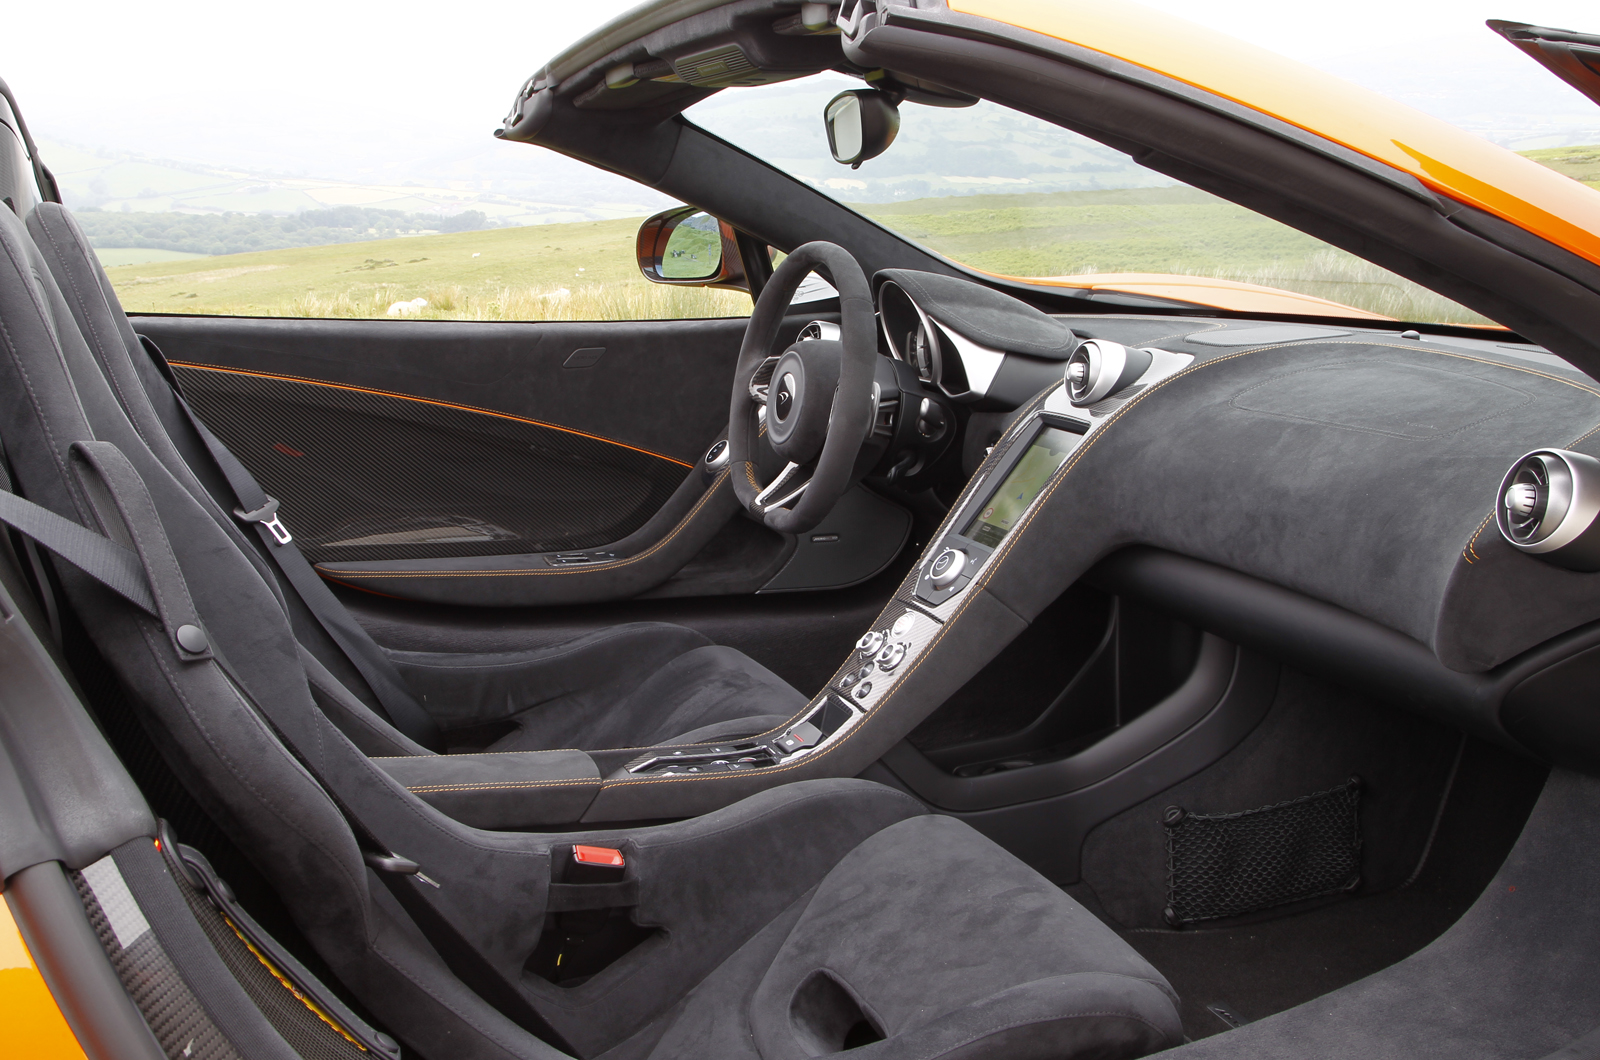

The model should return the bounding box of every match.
[234,495,293,545]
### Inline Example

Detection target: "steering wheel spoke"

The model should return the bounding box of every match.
[749,354,782,405]
[752,461,813,512]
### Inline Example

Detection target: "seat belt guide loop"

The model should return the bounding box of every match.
[234,495,293,545]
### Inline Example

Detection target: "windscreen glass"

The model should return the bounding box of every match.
[963,426,1078,548]
[685,73,1490,326]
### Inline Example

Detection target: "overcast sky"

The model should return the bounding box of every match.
[3,1,1599,184]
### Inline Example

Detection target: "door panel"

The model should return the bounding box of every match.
[170,360,689,563]
[135,314,746,566]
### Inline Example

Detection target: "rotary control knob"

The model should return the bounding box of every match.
[876,642,907,671]
[928,548,967,590]
[856,630,886,656]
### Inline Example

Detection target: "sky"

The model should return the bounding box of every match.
[2,1,1599,195]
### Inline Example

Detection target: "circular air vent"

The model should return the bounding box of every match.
[1495,449,1600,570]
[798,320,840,342]
[1064,339,1153,407]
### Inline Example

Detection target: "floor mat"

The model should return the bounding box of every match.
[1113,738,1547,1040]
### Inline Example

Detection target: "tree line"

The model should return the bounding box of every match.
[77,205,499,256]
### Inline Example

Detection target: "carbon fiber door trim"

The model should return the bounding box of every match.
[171,362,690,563]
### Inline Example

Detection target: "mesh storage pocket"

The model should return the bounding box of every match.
[1164,777,1362,926]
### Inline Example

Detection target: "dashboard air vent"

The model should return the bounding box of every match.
[1495,449,1600,570]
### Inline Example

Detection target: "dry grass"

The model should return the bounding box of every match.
[200,282,751,322]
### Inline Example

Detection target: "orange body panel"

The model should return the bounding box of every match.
[950,0,1600,266]
[990,270,1396,319]
[0,899,88,1060]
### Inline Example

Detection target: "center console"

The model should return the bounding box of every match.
[621,346,1193,780]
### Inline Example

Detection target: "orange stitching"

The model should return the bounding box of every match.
[168,360,692,467]
[407,779,600,793]
[1462,513,1495,564]
[321,468,730,581]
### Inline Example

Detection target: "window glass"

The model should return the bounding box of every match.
[687,73,1490,326]
[94,205,749,321]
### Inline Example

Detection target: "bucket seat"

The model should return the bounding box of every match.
[21,200,806,756]
[0,201,1182,1059]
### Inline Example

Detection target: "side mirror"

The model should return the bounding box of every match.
[636,206,747,289]
[824,89,900,168]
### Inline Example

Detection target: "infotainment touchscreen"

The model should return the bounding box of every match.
[962,426,1079,548]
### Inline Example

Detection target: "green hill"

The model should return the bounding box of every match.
[104,145,1600,324]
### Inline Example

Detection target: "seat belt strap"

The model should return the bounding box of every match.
[18,443,572,1054]
[136,336,441,750]
[0,484,158,617]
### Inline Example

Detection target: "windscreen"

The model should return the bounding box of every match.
[963,427,1078,548]
[686,73,1490,326]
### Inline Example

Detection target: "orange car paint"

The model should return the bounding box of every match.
[986,270,1396,319]
[950,0,1600,266]
[0,899,88,1060]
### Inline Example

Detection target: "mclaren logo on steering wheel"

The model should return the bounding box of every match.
[775,372,796,420]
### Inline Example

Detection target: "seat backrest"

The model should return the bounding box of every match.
[24,202,427,757]
[0,203,576,1060]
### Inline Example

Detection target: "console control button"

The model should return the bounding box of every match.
[929,548,967,590]
[891,612,916,638]
[856,630,886,656]
[877,643,907,671]
[854,681,873,700]
[841,662,874,690]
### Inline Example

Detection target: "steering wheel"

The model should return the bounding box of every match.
[727,242,877,534]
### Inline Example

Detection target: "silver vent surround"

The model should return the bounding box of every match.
[1495,448,1600,570]
[799,320,840,342]
[1065,339,1153,406]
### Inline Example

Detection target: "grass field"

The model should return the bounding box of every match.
[94,248,210,268]
[1519,146,1600,189]
[106,220,750,320]
[109,148,1600,324]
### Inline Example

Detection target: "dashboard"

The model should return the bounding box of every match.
[627,275,1600,785]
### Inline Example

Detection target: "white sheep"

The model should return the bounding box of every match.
[386,297,429,317]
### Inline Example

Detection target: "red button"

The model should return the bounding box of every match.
[573,845,625,868]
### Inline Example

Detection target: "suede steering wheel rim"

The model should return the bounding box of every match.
[727,241,876,535]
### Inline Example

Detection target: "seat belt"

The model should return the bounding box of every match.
[135,336,441,750]
[0,480,159,616]
[0,442,575,1054]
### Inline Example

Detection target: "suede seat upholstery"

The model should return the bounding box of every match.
[0,196,1183,1060]
[23,200,804,754]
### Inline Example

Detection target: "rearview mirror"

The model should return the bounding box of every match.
[636,206,747,289]
[825,89,900,168]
